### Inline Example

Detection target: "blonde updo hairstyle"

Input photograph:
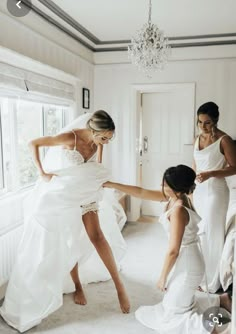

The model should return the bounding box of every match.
[86,110,115,133]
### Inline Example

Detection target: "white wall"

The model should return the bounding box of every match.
[94,54,236,184]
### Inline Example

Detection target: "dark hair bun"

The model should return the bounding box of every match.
[186,183,196,195]
[197,101,219,123]
[163,165,196,194]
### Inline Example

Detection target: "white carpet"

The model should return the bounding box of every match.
[0,221,168,334]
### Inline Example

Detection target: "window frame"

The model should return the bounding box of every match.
[0,96,73,198]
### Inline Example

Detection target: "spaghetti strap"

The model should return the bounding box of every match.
[219,134,228,142]
[166,203,188,217]
[71,130,77,150]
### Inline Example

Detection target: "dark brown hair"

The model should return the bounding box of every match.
[197,102,219,124]
[162,165,196,197]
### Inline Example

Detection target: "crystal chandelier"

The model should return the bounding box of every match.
[128,0,171,76]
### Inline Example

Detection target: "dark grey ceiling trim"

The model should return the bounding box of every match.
[95,40,236,52]
[22,0,95,51]
[97,33,236,44]
[26,0,236,52]
[37,0,130,45]
[37,0,100,44]
[171,40,236,48]
[37,0,236,46]
[169,33,236,41]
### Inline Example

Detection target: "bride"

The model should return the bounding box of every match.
[0,110,130,332]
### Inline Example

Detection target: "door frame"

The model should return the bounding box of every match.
[128,83,196,221]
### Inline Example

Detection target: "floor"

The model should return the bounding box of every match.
[0,219,232,333]
[0,220,167,334]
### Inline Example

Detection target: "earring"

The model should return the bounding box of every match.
[211,126,216,139]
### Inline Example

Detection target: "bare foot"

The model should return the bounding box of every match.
[220,293,232,313]
[73,288,87,305]
[117,287,130,314]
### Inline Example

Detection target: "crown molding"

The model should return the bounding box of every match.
[22,0,236,52]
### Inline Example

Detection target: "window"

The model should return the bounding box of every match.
[0,97,71,195]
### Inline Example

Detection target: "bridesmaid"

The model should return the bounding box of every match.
[193,101,236,293]
[104,165,231,334]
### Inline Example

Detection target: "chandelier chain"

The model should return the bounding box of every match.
[128,0,171,76]
[148,0,152,26]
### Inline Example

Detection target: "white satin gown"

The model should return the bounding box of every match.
[193,135,229,292]
[135,205,220,334]
[0,145,127,332]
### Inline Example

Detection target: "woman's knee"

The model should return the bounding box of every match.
[88,229,106,244]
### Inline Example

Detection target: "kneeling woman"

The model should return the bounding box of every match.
[104,165,231,334]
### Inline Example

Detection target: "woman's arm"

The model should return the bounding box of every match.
[192,159,196,172]
[196,136,236,182]
[29,133,71,180]
[157,206,188,291]
[104,181,166,202]
[215,135,236,176]
[97,143,103,163]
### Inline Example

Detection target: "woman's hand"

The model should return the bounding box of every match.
[157,276,167,292]
[103,181,113,188]
[41,173,57,182]
[196,171,212,183]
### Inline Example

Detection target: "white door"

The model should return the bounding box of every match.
[141,84,195,216]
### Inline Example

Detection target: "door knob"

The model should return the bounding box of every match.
[143,136,148,153]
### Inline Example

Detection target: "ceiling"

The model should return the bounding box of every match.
[27,0,236,51]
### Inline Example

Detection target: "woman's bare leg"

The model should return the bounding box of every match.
[210,293,232,334]
[70,263,87,305]
[220,292,232,313]
[82,211,130,313]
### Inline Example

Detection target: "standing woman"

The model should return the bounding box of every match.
[104,165,231,333]
[193,101,236,293]
[0,110,130,333]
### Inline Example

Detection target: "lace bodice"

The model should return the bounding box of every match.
[160,205,201,246]
[61,130,97,168]
[61,149,97,168]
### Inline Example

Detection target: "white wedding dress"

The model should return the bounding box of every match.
[0,121,127,332]
[193,135,229,293]
[135,205,220,334]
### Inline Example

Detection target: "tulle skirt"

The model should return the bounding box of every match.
[0,162,127,332]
